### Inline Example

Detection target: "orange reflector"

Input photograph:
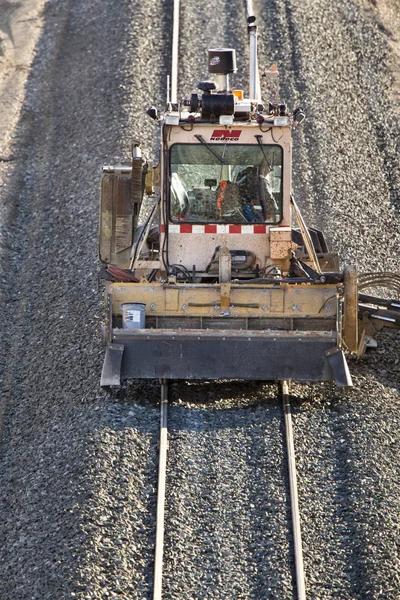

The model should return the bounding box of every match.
[232,89,243,100]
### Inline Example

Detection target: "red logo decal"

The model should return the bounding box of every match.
[210,129,242,142]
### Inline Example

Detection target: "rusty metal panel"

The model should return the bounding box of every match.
[270,226,294,260]
[145,163,160,195]
[99,172,133,265]
[99,174,114,263]
[343,265,358,352]
[115,176,133,251]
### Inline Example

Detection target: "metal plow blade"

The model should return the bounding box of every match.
[101,329,352,386]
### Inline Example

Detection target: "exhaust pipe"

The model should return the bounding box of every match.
[246,1,260,101]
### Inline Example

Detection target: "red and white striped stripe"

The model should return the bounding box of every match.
[160,224,268,234]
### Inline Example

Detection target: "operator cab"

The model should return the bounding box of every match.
[156,47,296,278]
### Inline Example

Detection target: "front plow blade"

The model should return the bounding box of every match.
[106,329,342,384]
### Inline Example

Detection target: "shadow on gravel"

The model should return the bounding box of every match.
[330,419,373,598]
[170,379,281,406]
[104,379,160,407]
[0,0,170,597]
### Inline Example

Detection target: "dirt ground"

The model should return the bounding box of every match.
[0,0,47,160]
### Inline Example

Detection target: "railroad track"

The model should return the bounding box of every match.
[150,1,316,597]
[152,380,306,599]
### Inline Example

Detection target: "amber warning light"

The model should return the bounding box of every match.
[232,89,243,100]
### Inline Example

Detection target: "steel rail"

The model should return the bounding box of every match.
[156,6,307,597]
[152,380,307,600]
[170,0,180,104]
[153,380,169,600]
[153,13,179,594]
[281,380,307,600]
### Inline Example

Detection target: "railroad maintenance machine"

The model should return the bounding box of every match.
[98,10,399,389]
[97,3,400,598]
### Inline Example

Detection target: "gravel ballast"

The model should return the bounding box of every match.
[0,0,399,599]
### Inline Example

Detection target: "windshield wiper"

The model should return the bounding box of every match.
[255,135,273,171]
[194,134,225,164]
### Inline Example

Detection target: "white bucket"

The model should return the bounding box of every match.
[120,303,146,329]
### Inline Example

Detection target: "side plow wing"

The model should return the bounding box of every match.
[101,343,124,387]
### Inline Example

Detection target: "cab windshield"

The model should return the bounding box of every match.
[169,143,283,224]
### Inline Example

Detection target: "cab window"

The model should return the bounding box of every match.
[169,143,283,224]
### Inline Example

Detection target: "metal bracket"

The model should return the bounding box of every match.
[101,343,124,387]
[219,245,231,283]
[220,283,231,310]
[325,347,353,388]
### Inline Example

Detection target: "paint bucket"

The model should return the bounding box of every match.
[120,303,146,329]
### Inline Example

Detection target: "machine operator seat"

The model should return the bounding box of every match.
[216,180,242,220]
[237,166,278,221]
